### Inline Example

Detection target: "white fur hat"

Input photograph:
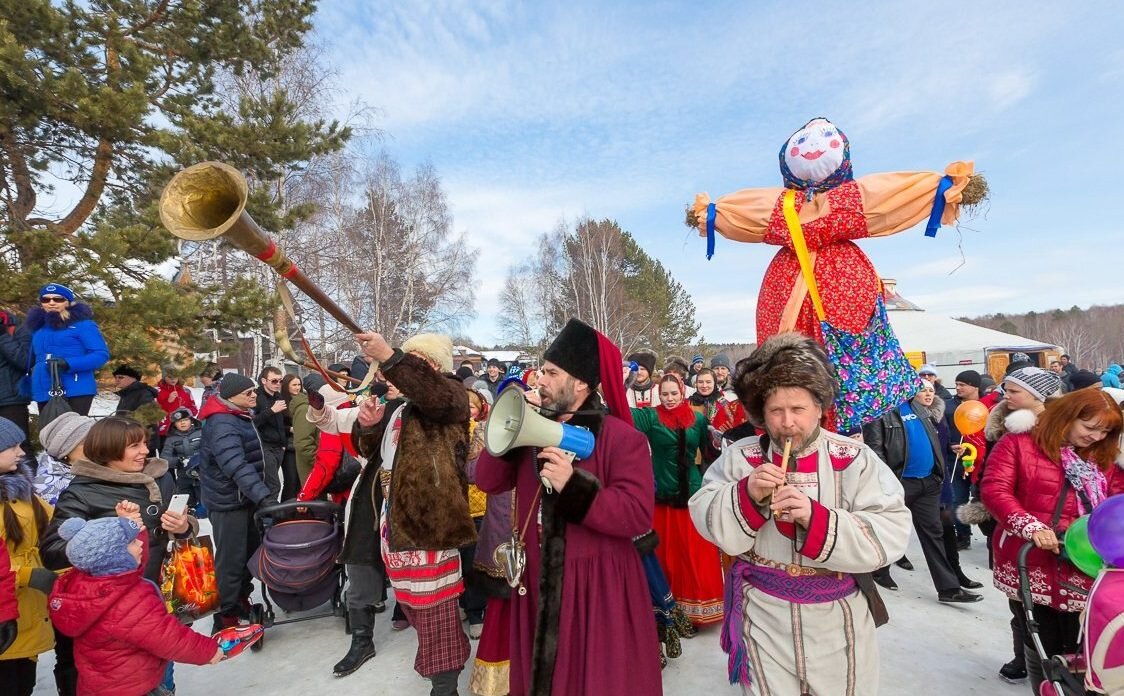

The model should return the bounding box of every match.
[401,333,453,373]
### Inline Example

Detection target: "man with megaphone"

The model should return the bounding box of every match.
[475,318,662,696]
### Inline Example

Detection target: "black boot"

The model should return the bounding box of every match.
[334,608,376,677]
[429,669,461,696]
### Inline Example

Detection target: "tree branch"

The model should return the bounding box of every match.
[123,0,171,36]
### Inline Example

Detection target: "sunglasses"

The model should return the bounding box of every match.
[240,388,256,396]
[266,378,281,384]
[40,296,67,304]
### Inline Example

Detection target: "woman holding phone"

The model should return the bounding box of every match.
[38,416,197,695]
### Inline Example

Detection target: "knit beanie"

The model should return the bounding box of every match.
[1003,367,1062,402]
[39,283,75,303]
[59,517,141,577]
[711,353,731,370]
[219,373,256,399]
[954,370,982,388]
[38,412,95,459]
[401,333,454,374]
[691,354,704,366]
[0,417,23,451]
[302,372,327,394]
[918,364,939,377]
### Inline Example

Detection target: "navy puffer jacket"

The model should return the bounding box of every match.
[197,396,270,511]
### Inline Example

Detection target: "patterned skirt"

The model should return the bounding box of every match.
[653,504,725,625]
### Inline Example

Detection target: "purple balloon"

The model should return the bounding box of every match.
[1089,494,1124,567]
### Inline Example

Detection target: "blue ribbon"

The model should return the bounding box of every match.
[706,203,717,259]
[924,175,954,238]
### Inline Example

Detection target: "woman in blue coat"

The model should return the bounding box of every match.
[25,284,110,416]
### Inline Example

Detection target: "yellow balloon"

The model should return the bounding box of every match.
[954,400,989,435]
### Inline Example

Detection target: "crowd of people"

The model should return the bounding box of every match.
[1,281,1123,696]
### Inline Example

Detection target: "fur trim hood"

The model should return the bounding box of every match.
[734,333,835,426]
[0,461,35,503]
[25,302,95,332]
[985,399,1041,441]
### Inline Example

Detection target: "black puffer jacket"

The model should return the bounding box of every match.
[40,458,194,581]
[163,420,202,473]
[197,396,269,511]
[0,323,30,407]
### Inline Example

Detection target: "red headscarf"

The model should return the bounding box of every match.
[654,374,697,430]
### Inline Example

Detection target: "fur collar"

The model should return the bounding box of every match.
[68,458,168,503]
[0,462,34,503]
[25,302,95,331]
[568,393,606,437]
[910,394,946,422]
[985,399,1041,441]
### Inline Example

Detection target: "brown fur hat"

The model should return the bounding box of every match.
[734,333,836,426]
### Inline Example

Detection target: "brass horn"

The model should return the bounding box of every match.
[159,161,363,334]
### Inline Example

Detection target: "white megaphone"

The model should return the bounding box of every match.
[485,387,595,492]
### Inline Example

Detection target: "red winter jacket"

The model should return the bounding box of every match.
[0,538,16,623]
[981,432,1124,612]
[156,380,198,436]
[48,529,217,696]
[297,430,356,504]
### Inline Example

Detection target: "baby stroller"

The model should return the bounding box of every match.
[247,500,347,651]
[1017,542,1087,696]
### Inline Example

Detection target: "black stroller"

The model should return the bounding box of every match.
[247,500,347,651]
[1017,542,1088,696]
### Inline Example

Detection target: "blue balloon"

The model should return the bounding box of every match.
[1089,494,1124,567]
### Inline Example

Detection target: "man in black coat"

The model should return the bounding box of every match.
[113,364,157,415]
[197,373,271,633]
[863,384,982,603]
[0,311,32,452]
[251,366,287,503]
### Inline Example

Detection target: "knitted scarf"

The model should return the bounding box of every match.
[1060,446,1108,515]
[689,390,721,421]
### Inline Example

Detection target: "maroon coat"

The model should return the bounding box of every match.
[48,530,217,696]
[476,411,662,696]
[981,432,1124,611]
[0,538,16,623]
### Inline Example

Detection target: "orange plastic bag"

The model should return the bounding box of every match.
[161,536,220,623]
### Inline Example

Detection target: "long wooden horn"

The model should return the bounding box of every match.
[159,161,363,334]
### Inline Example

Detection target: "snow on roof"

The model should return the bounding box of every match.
[888,309,1059,354]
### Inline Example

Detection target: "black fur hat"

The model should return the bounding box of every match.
[544,319,601,387]
[734,333,837,426]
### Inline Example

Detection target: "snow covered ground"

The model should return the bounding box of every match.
[31,531,1030,695]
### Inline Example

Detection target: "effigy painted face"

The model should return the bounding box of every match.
[782,118,846,185]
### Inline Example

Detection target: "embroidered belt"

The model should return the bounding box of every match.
[748,551,844,579]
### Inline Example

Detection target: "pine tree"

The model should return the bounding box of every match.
[0,0,349,373]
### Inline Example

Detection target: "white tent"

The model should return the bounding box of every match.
[887,308,1060,383]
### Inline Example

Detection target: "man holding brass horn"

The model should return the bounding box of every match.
[351,330,476,696]
[475,318,662,696]
[689,333,912,696]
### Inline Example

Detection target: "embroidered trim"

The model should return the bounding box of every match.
[1005,511,1049,540]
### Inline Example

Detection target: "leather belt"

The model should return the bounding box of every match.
[749,551,844,580]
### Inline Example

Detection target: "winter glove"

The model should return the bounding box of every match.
[28,567,57,595]
[307,388,324,411]
[0,619,16,655]
[48,358,70,373]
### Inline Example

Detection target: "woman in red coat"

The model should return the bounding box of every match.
[981,388,1124,693]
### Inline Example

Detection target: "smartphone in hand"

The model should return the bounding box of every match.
[167,494,190,515]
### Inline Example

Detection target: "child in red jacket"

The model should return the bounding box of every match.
[48,516,222,696]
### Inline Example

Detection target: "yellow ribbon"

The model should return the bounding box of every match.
[782,189,826,321]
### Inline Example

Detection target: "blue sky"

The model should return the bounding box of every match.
[314,1,1123,345]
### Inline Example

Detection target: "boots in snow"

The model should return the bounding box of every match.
[429,669,461,696]
[334,608,377,677]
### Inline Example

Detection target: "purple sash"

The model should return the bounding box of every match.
[721,559,856,685]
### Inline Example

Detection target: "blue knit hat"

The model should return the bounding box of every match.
[691,354,704,366]
[39,283,75,303]
[59,517,142,576]
[0,417,23,451]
